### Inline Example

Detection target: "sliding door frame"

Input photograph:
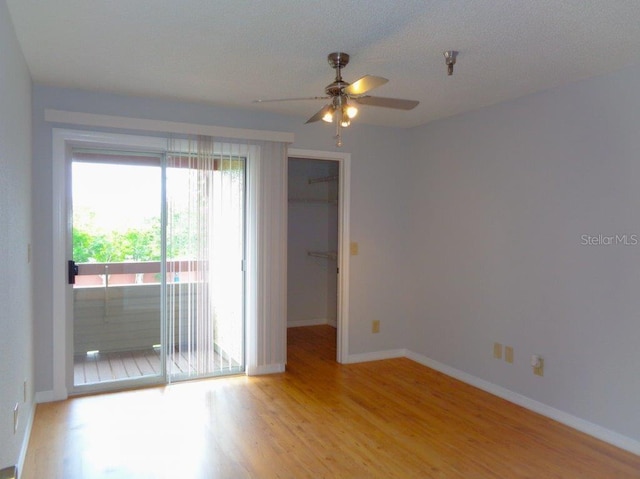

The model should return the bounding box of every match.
[55,131,169,396]
[70,149,168,394]
[52,129,258,398]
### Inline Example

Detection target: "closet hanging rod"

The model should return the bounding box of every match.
[308,175,338,185]
[307,251,338,260]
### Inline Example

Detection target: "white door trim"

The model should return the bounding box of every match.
[287,148,350,364]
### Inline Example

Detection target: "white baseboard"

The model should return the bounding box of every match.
[34,390,56,404]
[246,363,285,376]
[404,350,640,456]
[287,318,331,328]
[345,349,405,364]
[17,403,36,478]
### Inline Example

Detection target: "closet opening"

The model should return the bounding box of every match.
[287,157,340,360]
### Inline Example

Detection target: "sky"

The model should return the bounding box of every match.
[72,162,161,232]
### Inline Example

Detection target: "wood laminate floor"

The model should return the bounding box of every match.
[23,325,640,478]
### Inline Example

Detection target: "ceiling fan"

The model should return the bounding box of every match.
[254,52,419,146]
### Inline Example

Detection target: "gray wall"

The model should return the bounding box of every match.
[0,1,33,469]
[407,64,640,442]
[31,85,414,392]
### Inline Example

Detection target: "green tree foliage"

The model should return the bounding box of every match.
[73,222,161,263]
[73,212,193,263]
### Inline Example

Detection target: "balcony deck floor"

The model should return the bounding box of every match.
[74,348,240,386]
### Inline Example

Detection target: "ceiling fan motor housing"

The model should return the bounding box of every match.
[326,52,351,96]
[327,52,350,70]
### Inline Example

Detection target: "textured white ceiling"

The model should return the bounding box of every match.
[6,1,640,128]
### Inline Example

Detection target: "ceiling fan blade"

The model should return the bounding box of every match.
[353,96,419,110]
[305,104,333,124]
[344,75,388,95]
[253,96,329,103]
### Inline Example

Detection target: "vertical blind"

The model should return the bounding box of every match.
[165,136,246,379]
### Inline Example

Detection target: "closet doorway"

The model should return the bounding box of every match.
[287,156,341,360]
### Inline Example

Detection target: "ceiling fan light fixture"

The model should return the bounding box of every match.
[345,104,358,119]
[322,109,334,123]
[265,52,418,147]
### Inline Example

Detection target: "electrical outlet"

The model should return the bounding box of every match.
[493,342,502,359]
[534,361,544,376]
[531,355,544,376]
[350,242,359,256]
[13,403,19,434]
[372,320,380,333]
[505,346,514,364]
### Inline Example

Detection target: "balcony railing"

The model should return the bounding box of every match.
[74,261,199,355]
[75,260,201,287]
[73,260,244,384]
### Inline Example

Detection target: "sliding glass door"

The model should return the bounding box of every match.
[71,151,164,388]
[70,144,245,392]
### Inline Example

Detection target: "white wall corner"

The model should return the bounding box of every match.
[404,350,640,456]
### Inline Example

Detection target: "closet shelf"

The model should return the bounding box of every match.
[308,174,338,185]
[307,251,338,260]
